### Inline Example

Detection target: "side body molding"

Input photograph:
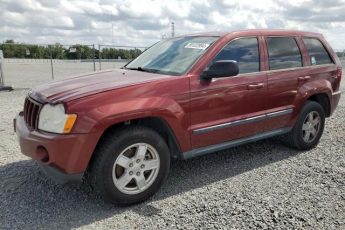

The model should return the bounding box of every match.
[193,109,293,135]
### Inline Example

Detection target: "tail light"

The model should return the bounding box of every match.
[337,66,342,83]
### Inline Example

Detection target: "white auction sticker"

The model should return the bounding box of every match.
[184,43,210,50]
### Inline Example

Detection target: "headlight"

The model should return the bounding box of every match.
[38,104,77,134]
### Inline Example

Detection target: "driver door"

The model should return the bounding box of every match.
[190,37,268,148]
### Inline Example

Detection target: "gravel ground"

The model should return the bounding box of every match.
[0,63,344,229]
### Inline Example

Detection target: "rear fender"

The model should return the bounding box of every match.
[294,79,332,115]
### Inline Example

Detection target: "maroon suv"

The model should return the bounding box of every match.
[15,29,342,205]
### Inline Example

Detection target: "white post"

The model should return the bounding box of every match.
[0,50,13,91]
[0,50,3,86]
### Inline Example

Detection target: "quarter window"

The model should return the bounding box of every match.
[266,37,302,70]
[212,38,260,74]
[303,38,332,65]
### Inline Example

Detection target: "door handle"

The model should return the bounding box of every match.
[247,83,264,90]
[298,76,311,82]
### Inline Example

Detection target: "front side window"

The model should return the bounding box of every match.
[303,38,332,65]
[266,37,302,70]
[212,37,260,74]
[125,36,218,75]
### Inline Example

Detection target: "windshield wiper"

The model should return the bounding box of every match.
[125,67,160,73]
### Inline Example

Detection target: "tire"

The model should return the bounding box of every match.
[88,126,170,205]
[285,101,325,150]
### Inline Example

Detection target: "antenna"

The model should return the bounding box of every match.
[111,11,114,44]
[171,22,175,38]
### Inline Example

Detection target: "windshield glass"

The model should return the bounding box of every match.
[125,36,218,75]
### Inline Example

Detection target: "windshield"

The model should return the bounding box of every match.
[125,36,218,75]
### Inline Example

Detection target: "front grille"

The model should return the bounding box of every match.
[23,97,42,130]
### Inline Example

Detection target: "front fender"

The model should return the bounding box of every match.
[72,97,190,151]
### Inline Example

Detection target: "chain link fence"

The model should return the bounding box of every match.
[0,43,147,89]
[97,45,146,70]
[334,49,345,60]
[0,43,344,90]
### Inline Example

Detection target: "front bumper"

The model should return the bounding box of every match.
[39,162,83,184]
[15,113,101,184]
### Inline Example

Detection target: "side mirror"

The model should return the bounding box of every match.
[201,60,239,80]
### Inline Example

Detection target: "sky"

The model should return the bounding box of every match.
[0,0,345,50]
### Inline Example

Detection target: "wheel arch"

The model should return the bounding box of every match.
[306,93,331,117]
[91,116,183,161]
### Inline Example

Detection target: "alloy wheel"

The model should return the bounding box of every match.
[302,111,321,143]
[112,143,160,195]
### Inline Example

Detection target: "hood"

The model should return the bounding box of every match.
[32,69,172,103]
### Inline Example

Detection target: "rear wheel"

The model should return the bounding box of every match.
[285,101,325,150]
[88,126,170,205]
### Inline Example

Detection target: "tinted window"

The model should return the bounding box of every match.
[303,38,332,65]
[213,38,259,74]
[266,37,302,70]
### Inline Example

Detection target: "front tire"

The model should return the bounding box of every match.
[88,126,170,205]
[285,101,325,150]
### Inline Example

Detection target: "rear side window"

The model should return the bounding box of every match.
[266,37,302,70]
[212,37,260,74]
[303,38,333,65]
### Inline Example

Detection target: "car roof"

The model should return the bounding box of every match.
[179,29,322,38]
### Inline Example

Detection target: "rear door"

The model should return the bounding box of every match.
[263,36,306,130]
[190,37,268,148]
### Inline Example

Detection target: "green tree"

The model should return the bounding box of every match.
[1,40,143,60]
